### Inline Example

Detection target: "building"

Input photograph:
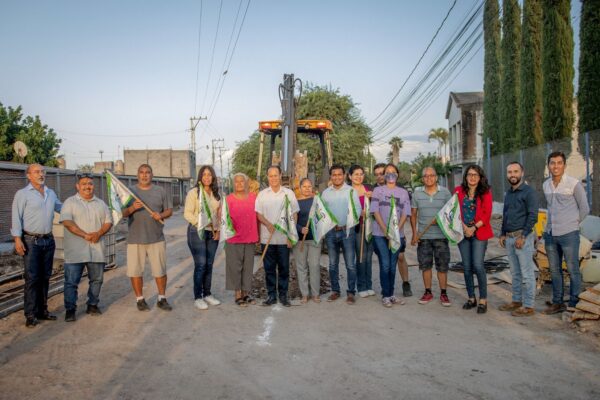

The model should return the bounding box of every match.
[445,91,484,187]
[124,149,196,181]
[93,161,114,174]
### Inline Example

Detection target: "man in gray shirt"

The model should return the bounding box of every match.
[60,174,112,322]
[122,164,173,311]
[542,151,590,314]
[410,167,452,307]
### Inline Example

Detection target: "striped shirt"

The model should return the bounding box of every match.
[543,174,589,236]
[410,185,451,240]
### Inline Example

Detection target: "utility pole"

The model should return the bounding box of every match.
[99,150,104,161]
[217,147,228,194]
[190,116,206,183]
[211,138,224,167]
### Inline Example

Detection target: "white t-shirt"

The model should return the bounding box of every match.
[255,186,299,245]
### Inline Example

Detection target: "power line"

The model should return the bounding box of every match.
[58,129,187,138]
[193,0,203,114]
[200,0,224,116]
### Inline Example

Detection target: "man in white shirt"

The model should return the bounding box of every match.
[255,166,299,307]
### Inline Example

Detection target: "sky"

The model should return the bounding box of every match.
[0,0,582,175]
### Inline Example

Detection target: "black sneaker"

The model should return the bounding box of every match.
[136,299,150,312]
[65,310,76,322]
[25,317,39,328]
[156,298,172,311]
[86,304,102,316]
[262,296,277,306]
[402,282,413,297]
[280,296,291,307]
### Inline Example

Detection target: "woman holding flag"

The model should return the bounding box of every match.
[371,164,411,308]
[293,178,322,304]
[454,165,493,314]
[184,165,222,311]
[348,165,375,298]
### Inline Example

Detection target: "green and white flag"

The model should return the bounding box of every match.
[364,195,373,243]
[436,193,464,244]
[386,196,402,252]
[309,194,338,244]
[105,170,134,225]
[197,186,212,238]
[274,194,299,245]
[218,197,236,244]
[346,189,360,238]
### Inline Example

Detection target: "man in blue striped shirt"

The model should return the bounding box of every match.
[11,164,62,327]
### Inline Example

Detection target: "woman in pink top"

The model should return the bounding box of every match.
[225,173,259,306]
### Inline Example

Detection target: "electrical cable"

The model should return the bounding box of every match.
[200,0,224,116]
[193,0,203,115]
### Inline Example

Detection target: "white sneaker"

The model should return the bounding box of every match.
[194,299,208,310]
[358,291,369,298]
[204,295,221,306]
[367,290,376,296]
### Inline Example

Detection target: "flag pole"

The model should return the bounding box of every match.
[299,217,311,251]
[260,230,275,265]
[108,170,164,225]
[359,216,365,263]
[415,217,437,242]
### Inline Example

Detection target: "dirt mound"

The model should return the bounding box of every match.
[252,260,330,299]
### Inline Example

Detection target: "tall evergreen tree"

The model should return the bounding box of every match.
[519,0,543,147]
[499,0,521,152]
[541,0,574,141]
[483,0,502,156]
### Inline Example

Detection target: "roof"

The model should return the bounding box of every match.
[445,91,484,119]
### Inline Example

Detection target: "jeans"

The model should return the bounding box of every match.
[544,230,581,307]
[325,229,357,295]
[505,235,536,308]
[187,225,218,299]
[63,262,105,311]
[22,236,55,318]
[355,231,374,292]
[373,236,402,298]
[458,237,488,300]
[262,244,290,298]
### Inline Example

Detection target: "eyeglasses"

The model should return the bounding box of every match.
[423,174,436,178]
[467,173,480,178]
[374,172,383,177]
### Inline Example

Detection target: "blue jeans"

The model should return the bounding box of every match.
[355,231,374,292]
[458,237,488,300]
[22,235,55,318]
[373,236,402,298]
[326,229,357,295]
[262,244,290,298]
[505,235,536,308]
[544,230,581,307]
[64,262,105,311]
[187,225,218,299]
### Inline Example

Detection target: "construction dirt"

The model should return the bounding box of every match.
[0,211,599,400]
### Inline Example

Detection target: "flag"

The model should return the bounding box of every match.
[386,196,402,252]
[435,193,464,244]
[218,197,236,244]
[346,189,360,237]
[364,195,373,243]
[105,170,134,225]
[197,186,212,238]
[274,195,299,245]
[309,194,338,244]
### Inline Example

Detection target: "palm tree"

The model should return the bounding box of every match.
[428,128,449,161]
[388,136,403,165]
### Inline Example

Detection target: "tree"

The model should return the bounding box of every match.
[232,85,374,182]
[427,127,449,161]
[0,103,62,166]
[499,0,522,152]
[483,0,502,156]
[411,153,449,186]
[388,136,403,165]
[519,0,543,147]
[542,0,574,141]
[578,0,600,214]
[77,164,94,173]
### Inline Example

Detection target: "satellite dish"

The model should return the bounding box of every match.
[13,141,28,158]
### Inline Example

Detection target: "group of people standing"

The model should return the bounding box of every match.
[10,148,590,327]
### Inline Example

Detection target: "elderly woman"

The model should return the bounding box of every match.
[225,173,259,307]
[293,178,322,303]
[184,165,222,311]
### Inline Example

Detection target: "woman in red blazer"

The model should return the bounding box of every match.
[454,165,493,314]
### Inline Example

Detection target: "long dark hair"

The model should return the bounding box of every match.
[461,164,490,200]
[197,165,220,201]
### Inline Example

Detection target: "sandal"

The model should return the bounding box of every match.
[242,295,256,305]
[300,296,308,304]
[312,296,321,303]
[235,298,247,307]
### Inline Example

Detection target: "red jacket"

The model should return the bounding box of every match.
[454,186,494,241]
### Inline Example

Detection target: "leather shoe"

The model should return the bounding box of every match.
[86,304,102,315]
[25,317,39,328]
[279,296,291,307]
[37,312,57,321]
[346,293,356,305]
[327,292,340,302]
[262,296,277,306]
[65,310,76,322]
[542,303,566,315]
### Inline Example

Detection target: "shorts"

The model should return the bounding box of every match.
[127,241,167,278]
[417,238,449,272]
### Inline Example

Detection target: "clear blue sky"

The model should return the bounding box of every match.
[0,0,581,171]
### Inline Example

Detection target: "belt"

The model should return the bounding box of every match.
[506,230,523,238]
[23,231,53,239]
[334,225,346,231]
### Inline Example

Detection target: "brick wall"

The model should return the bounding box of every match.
[0,164,184,242]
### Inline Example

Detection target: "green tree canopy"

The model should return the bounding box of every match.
[483,0,502,156]
[0,103,62,166]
